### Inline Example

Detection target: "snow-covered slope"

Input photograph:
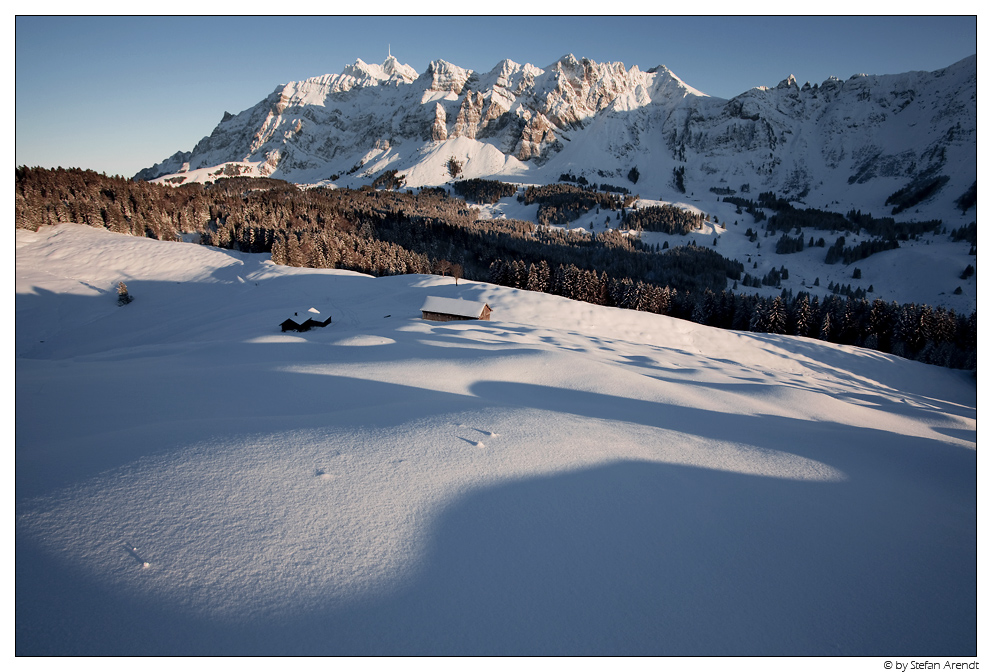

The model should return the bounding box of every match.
[16,224,976,655]
[468,190,977,314]
[136,54,976,225]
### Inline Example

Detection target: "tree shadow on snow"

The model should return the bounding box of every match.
[325,456,975,656]
[16,380,977,656]
[15,277,977,656]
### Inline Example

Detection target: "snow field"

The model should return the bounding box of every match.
[15,224,976,655]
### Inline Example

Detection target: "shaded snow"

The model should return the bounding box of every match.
[15,224,976,656]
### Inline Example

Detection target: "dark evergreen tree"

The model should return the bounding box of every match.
[446,156,463,179]
[766,296,787,334]
[791,294,812,337]
[818,312,832,341]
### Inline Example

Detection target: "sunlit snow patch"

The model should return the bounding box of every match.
[332,335,397,346]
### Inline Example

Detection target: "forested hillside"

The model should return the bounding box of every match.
[15,167,976,369]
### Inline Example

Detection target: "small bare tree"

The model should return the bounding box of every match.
[434,259,452,279]
[433,260,463,284]
[117,281,132,305]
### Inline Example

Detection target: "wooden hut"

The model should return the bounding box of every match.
[420,296,492,322]
[280,307,332,332]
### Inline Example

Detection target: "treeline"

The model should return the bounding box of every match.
[766,206,850,235]
[14,165,250,240]
[886,174,949,214]
[624,204,706,235]
[955,181,976,214]
[521,183,638,227]
[950,222,976,247]
[15,166,740,297]
[452,178,518,204]
[489,258,676,314]
[723,195,767,223]
[824,236,899,265]
[725,190,947,265]
[366,207,743,296]
[371,169,405,190]
[764,200,942,239]
[735,293,976,370]
[775,233,806,254]
[843,209,943,240]
[489,257,974,369]
[15,167,975,369]
[724,191,944,240]
[559,172,631,194]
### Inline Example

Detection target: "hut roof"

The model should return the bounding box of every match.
[287,307,323,319]
[282,307,329,327]
[420,296,489,319]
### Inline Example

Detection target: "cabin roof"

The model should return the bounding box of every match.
[420,296,489,318]
[283,307,327,325]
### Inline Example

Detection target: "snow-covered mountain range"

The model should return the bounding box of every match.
[136,53,976,222]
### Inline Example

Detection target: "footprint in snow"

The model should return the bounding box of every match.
[124,544,151,567]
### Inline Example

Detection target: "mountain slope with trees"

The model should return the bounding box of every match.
[16,167,976,369]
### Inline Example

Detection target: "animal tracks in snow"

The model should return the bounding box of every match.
[454,422,501,448]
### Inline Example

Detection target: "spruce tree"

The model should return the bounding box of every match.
[767,296,787,334]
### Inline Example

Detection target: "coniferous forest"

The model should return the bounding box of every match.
[16,167,977,369]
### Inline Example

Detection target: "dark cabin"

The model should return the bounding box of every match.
[420,296,492,322]
[281,307,332,332]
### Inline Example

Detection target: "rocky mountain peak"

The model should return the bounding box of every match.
[341,56,418,85]
[777,74,799,90]
[422,59,472,93]
[381,54,418,81]
[134,53,975,223]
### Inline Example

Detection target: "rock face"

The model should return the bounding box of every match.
[453,91,485,139]
[135,53,976,219]
[431,103,448,142]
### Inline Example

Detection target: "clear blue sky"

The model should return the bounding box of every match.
[15,15,978,178]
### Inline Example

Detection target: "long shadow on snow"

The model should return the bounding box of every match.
[620,364,976,432]
[16,274,536,499]
[16,379,977,655]
[615,337,975,424]
[16,453,976,655]
[15,355,524,500]
[15,274,977,655]
[325,454,975,656]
